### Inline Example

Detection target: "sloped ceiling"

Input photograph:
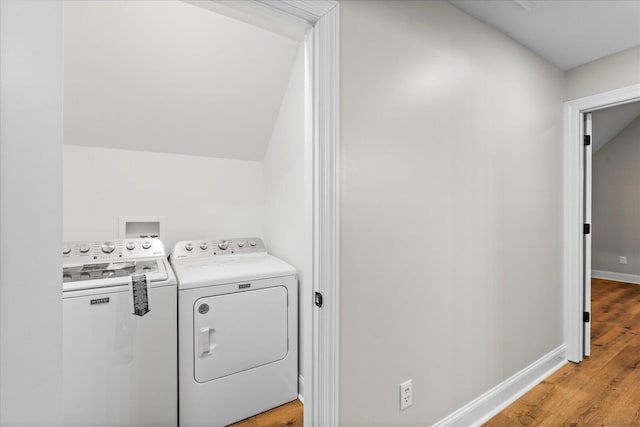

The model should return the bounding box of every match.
[592,102,640,153]
[449,0,640,70]
[64,0,301,161]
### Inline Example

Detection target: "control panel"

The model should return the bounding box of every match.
[171,237,265,260]
[62,238,166,263]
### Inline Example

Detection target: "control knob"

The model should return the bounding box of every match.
[217,240,229,250]
[79,245,90,254]
[249,241,257,247]
[185,243,194,252]
[200,242,208,250]
[62,246,71,255]
[126,242,136,251]
[237,241,245,248]
[101,242,116,254]
[142,241,151,250]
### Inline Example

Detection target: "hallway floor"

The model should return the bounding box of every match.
[228,399,302,427]
[484,278,640,426]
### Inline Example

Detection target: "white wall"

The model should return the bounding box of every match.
[0,0,63,425]
[340,1,564,425]
[593,115,640,275]
[565,46,640,100]
[263,45,306,394]
[63,146,264,252]
[63,0,300,161]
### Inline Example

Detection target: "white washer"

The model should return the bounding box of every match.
[62,238,177,426]
[170,237,298,427]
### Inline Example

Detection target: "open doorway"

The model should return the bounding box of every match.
[0,1,337,425]
[60,1,339,426]
[63,2,308,425]
[590,102,640,286]
[584,101,640,357]
[564,84,640,363]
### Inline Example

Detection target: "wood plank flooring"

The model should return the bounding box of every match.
[227,279,638,426]
[228,399,303,427]
[484,278,640,427]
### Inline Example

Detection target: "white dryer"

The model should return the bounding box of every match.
[170,238,298,427]
[62,238,177,426]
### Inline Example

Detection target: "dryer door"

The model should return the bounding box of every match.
[193,286,288,383]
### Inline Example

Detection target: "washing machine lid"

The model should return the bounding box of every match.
[62,258,175,292]
[171,253,296,290]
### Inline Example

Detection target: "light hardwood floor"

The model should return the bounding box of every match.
[228,278,639,426]
[484,278,640,426]
[228,399,303,427]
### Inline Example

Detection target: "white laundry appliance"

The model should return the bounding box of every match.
[170,237,298,427]
[62,238,177,426]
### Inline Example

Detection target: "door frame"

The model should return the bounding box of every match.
[266,3,340,424]
[563,83,640,363]
[583,112,592,358]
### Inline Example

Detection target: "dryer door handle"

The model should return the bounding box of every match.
[198,326,211,357]
[198,326,215,357]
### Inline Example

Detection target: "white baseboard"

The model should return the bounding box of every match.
[298,374,304,403]
[432,345,567,427]
[592,270,640,285]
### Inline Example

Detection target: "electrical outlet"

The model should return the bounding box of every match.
[620,256,628,265]
[400,379,412,410]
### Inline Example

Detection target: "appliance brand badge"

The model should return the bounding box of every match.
[90,297,110,305]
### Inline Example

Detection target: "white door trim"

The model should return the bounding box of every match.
[563,83,640,363]
[309,5,340,426]
[218,1,340,424]
[583,112,592,357]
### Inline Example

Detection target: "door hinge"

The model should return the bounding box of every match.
[314,292,323,308]
[584,223,591,234]
[584,312,590,322]
[584,135,591,146]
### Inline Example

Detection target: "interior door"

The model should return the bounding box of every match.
[583,112,593,357]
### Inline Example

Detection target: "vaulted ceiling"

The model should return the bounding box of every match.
[592,102,640,153]
[64,0,302,161]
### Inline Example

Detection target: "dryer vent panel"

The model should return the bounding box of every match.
[119,216,164,240]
